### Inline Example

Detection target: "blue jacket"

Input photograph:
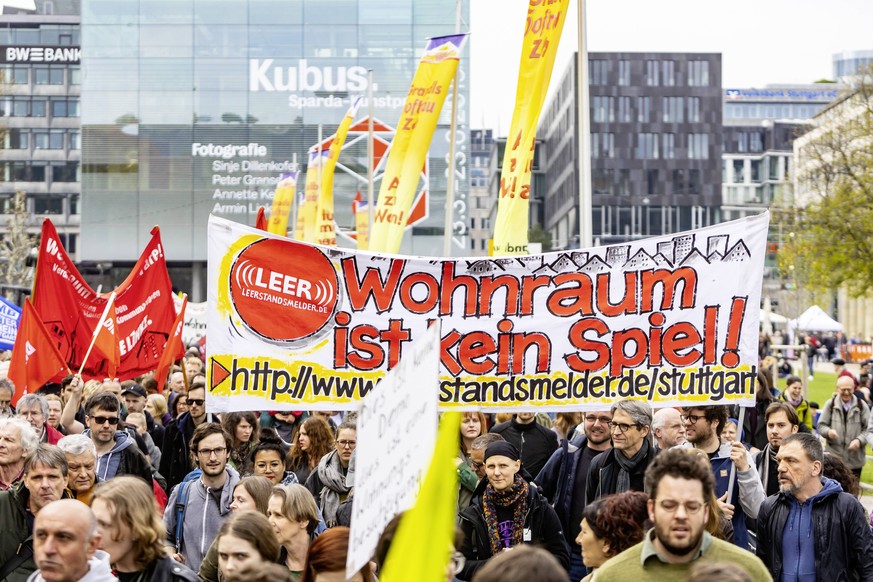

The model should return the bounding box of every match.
[534,432,586,541]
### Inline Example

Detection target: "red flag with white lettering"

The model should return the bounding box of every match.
[82,292,120,378]
[7,300,69,405]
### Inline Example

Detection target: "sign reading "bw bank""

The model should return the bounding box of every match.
[2,46,81,64]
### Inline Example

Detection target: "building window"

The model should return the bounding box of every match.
[688,169,701,194]
[688,133,709,159]
[34,196,64,215]
[662,133,675,159]
[663,97,684,123]
[590,60,608,85]
[749,132,763,152]
[5,129,28,149]
[645,60,659,86]
[636,133,659,159]
[646,169,659,195]
[592,96,614,123]
[661,60,675,86]
[673,169,685,194]
[50,98,79,118]
[687,97,701,123]
[769,157,780,180]
[736,132,748,153]
[688,60,710,86]
[70,66,81,85]
[733,159,744,183]
[637,96,650,122]
[592,133,614,159]
[2,65,29,84]
[751,159,762,183]
[593,169,614,195]
[618,169,631,195]
[618,60,631,86]
[51,162,79,183]
[617,96,632,122]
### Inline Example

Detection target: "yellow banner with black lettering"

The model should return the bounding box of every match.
[267,172,299,236]
[301,149,328,243]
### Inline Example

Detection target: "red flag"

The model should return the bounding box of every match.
[8,300,69,406]
[255,206,268,231]
[352,190,362,214]
[83,292,120,378]
[155,295,187,393]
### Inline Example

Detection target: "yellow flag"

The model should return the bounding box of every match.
[354,200,369,251]
[293,194,305,240]
[493,0,570,256]
[380,412,460,582]
[301,149,327,243]
[314,97,362,247]
[266,171,299,236]
[369,34,468,254]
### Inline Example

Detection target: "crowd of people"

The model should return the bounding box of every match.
[0,350,872,582]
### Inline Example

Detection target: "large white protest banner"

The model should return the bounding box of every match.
[345,322,441,576]
[206,212,769,412]
[174,295,207,345]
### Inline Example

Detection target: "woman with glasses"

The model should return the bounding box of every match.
[222,411,260,473]
[250,429,299,486]
[576,491,649,581]
[457,412,488,514]
[457,441,569,579]
[268,484,322,580]
[304,421,356,527]
[286,417,335,484]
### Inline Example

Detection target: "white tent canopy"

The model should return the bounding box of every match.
[788,305,844,332]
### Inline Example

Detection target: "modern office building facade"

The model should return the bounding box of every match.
[833,49,873,82]
[79,0,469,298]
[538,52,723,249]
[468,128,493,255]
[0,0,81,255]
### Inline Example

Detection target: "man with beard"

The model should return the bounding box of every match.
[682,405,765,549]
[754,402,799,497]
[163,423,239,570]
[83,393,152,485]
[757,433,873,581]
[594,448,771,580]
[535,409,612,581]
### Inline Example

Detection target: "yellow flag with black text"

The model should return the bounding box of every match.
[301,149,328,243]
[493,0,570,255]
[267,171,299,236]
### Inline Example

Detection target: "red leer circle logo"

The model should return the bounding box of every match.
[229,239,338,343]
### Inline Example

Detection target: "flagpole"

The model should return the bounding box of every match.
[78,291,116,376]
[577,0,593,248]
[317,124,323,231]
[367,70,375,242]
[442,0,463,257]
[289,153,298,238]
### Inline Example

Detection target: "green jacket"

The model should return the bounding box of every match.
[0,482,36,582]
[779,392,812,429]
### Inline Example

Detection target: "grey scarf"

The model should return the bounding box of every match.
[317,450,352,526]
[614,437,651,493]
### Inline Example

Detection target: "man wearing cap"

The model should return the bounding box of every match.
[121,382,164,450]
[457,441,569,580]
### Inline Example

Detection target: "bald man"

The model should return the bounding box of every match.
[30,499,115,582]
[817,375,873,479]
[652,407,687,450]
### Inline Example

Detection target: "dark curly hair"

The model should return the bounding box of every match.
[581,491,649,558]
[286,417,335,474]
[822,452,860,497]
[645,447,715,501]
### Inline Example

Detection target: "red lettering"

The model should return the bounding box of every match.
[662,322,703,367]
[566,318,610,372]
[458,331,497,375]
[342,257,404,313]
[595,271,638,317]
[347,324,384,370]
[545,273,594,317]
[398,272,439,314]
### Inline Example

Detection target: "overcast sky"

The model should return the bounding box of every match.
[468,0,873,134]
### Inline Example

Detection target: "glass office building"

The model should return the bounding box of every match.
[80,0,469,296]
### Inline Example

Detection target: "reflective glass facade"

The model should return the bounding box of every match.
[81,0,469,262]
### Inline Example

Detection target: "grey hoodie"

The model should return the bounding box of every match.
[26,550,116,582]
[91,430,135,481]
[163,466,240,571]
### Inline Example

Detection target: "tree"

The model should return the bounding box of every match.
[0,190,35,299]
[528,224,553,253]
[777,66,873,297]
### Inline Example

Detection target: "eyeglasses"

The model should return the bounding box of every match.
[91,416,119,426]
[197,447,227,458]
[607,421,641,433]
[187,399,205,407]
[585,415,612,424]
[680,414,707,424]
[470,460,483,469]
[336,439,357,448]
[657,499,704,514]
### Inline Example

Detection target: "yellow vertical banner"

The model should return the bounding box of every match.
[301,149,327,243]
[314,97,363,247]
[493,0,570,256]
[294,193,305,240]
[369,34,468,254]
[266,171,299,236]
[354,199,369,250]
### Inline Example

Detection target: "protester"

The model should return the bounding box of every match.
[300,526,373,582]
[213,511,280,581]
[43,395,63,433]
[185,357,204,383]
[251,430,299,486]
[160,385,211,491]
[17,394,63,445]
[268,483,322,578]
[756,433,873,580]
[91,475,198,581]
[57,434,99,505]
[285,417,334,484]
[222,562,294,582]
[489,412,558,478]
[576,491,649,581]
[0,416,39,491]
[682,405,765,549]
[221,412,260,473]
[652,407,686,450]
[309,411,338,435]
[457,441,569,579]
[121,382,165,449]
[779,375,813,430]
[593,448,771,580]
[164,423,240,570]
[126,411,161,471]
[468,433,504,482]
[471,546,567,582]
[753,402,800,497]
[146,393,171,427]
[171,394,188,419]
[535,409,612,580]
[720,418,739,445]
[168,371,187,397]
[585,400,657,505]
[0,444,70,581]
[29,499,115,582]
[304,421,355,527]
[197,476,274,582]
[822,451,861,497]
[552,412,581,443]
[816,375,872,479]
[0,379,15,416]
[457,412,488,514]
[740,370,774,451]
[83,392,152,485]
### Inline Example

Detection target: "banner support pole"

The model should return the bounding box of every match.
[725,406,746,506]
[367,70,375,242]
[77,291,116,377]
[442,0,463,258]
[576,0,593,248]
[289,153,298,238]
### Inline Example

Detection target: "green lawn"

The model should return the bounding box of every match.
[786,371,873,486]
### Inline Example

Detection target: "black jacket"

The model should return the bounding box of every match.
[756,484,873,581]
[534,433,588,541]
[489,417,558,478]
[159,413,196,492]
[149,555,198,582]
[584,440,658,505]
[457,482,569,580]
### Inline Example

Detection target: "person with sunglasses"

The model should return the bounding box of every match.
[160,385,215,492]
[303,421,356,527]
[83,392,152,485]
